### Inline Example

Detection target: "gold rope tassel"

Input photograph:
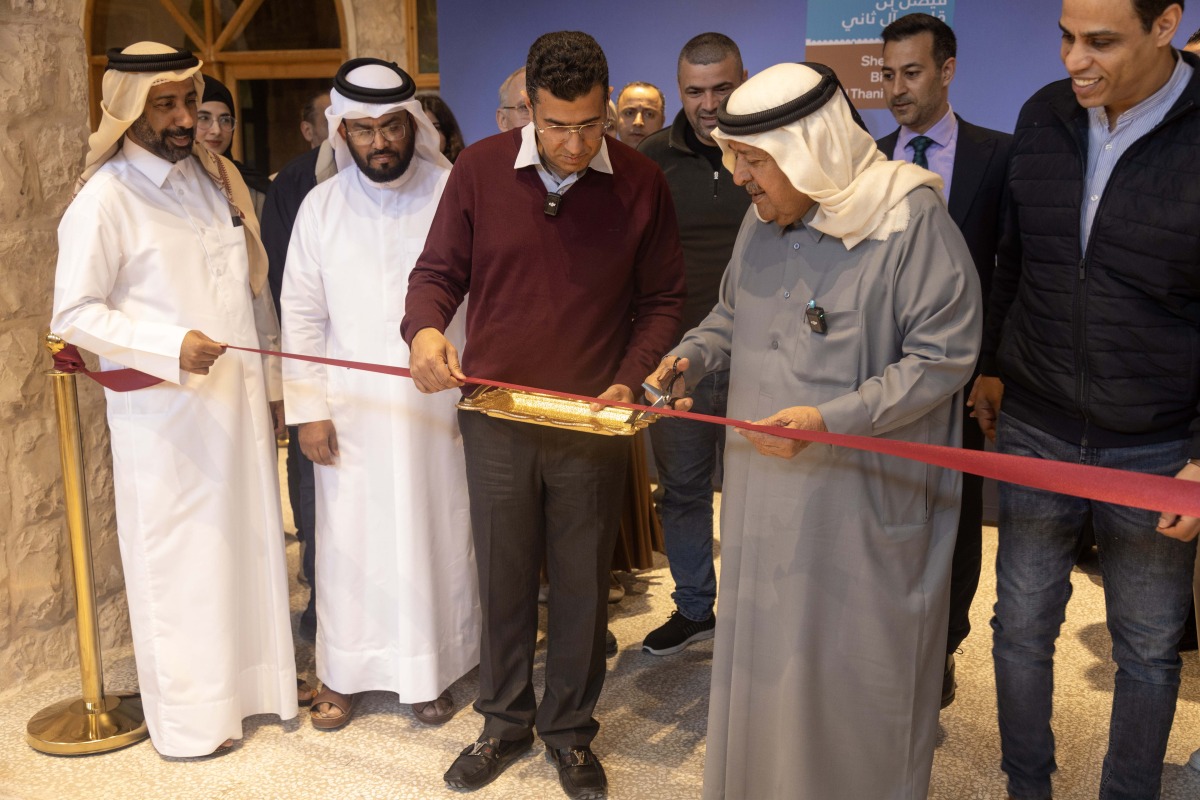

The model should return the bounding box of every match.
[26,334,148,755]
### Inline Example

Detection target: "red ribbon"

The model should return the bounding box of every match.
[52,343,165,392]
[57,342,1200,519]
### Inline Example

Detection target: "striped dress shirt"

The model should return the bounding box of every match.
[1082,56,1192,250]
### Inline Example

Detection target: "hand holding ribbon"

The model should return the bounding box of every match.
[51,340,1200,522]
[409,327,465,393]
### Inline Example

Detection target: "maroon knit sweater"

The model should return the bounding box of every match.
[402,130,686,397]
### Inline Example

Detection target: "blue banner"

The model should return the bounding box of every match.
[807,0,955,44]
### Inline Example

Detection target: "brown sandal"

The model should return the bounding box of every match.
[412,688,455,725]
[298,678,317,707]
[310,686,355,730]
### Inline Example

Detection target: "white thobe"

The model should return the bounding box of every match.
[281,158,480,700]
[51,139,298,757]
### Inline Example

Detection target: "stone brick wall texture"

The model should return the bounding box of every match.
[0,0,410,688]
[351,0,408,66]
[0,0,132,689]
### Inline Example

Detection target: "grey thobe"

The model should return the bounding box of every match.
[677,187,981,800]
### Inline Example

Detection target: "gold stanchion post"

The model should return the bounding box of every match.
[26,334,148,755]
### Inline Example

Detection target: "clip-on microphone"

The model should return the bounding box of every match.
[544,192,563,217]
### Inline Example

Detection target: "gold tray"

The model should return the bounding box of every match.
[457,386,655,436]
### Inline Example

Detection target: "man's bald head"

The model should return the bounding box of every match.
[497,67,530,132]
[1186,27,1200,53]
[677,33,747,145]
[615,82,665,147]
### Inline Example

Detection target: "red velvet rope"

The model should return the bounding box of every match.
[57,341,1200,518]
[52,343,164,391]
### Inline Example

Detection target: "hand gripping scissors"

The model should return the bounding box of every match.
[627,357,686,425]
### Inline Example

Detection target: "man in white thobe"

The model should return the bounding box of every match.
[281,58,479,730]
[51,42,298,757]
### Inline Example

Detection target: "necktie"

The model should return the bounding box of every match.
[910,135,933,169]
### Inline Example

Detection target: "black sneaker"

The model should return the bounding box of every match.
[444,733,533,790]
[642,611,715,656]
[546,745,607,799]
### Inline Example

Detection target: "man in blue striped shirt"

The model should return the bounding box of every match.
[877,12,1013,713]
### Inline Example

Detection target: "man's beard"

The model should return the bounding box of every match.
[128,115,194,163]
[349,135,416,183]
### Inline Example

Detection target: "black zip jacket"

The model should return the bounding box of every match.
[982,51,1200,457]
[639,111,751,333]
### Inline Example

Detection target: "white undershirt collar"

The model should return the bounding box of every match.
[513,122,613,194]
[122,136,193,188]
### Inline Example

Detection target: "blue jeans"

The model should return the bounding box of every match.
[991,413,1196,800]
[648,370,728,622]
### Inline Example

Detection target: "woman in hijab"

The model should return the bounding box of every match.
[199,74,271,218]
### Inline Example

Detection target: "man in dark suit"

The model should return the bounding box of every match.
[877,11,1011,709]
[262,90,337,640]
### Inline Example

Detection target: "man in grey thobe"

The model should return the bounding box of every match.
[645,63,982,799]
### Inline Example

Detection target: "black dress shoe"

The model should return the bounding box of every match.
[443,733,533,790]
[940,653,957,710]
[546,745,607,799]
[605,629,617,658]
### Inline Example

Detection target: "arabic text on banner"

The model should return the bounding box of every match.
[806,0,956,110]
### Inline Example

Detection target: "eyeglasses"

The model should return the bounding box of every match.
[535,121,610,143]
[196,112,235,131]
[343,122,408,145]
[500,104,531,116]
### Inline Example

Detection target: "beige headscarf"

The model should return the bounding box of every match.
[712,62,943,249]
[78,42,269,296]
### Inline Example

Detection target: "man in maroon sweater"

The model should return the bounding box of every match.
[402,31,684,800]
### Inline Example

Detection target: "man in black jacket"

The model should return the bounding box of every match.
[636,32,749,657]
[876,12,1012,711]
[262,90,337,639]
[972,2,1199,798]
[1186,29,1200,782]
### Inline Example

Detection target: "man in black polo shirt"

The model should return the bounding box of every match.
[637,32,749,657]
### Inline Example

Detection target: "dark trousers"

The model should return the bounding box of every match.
[286,428,317,614]
[947,411,985,654]
[459,411,628,749]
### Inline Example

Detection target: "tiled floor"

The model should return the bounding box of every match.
[1,462,1198,798]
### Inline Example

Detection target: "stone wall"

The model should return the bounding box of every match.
[0,0,411,688]
[349,0,409,66]
[0,0,130,689]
